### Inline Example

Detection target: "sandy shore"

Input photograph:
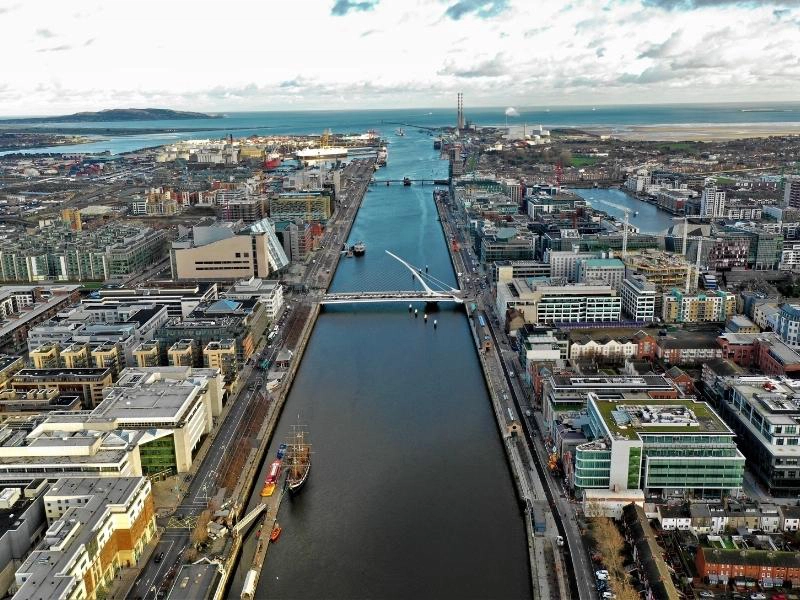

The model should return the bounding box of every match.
[584,122,800,141]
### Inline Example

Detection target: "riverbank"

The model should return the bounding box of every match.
[434,187,568,600]
[214,159,374,600]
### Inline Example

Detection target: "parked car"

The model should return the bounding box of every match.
[749,594,766,600]
[698,593,714,599]
[154,551,165,564]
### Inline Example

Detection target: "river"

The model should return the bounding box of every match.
[228,132,530,599]
[572,187,676,234]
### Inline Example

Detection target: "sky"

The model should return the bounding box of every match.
[1,0,799,115]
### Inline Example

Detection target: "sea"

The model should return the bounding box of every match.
[2,101,800,156]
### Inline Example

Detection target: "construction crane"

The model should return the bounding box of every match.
[671,215,705,293]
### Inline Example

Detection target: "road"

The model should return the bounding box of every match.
[436,188,593,600]
[129,158,375,600]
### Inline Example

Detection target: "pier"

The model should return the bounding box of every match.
[210,159,375,599]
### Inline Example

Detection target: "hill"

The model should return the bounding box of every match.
[0,108,217,123]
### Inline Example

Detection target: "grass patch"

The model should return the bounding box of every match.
[656,142,701,154]
[570,156,601,167]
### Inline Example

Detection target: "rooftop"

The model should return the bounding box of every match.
[592,396,731,440]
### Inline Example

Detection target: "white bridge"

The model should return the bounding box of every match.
[321,251,464,305]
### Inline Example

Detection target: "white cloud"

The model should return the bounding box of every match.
[0,0,798,115]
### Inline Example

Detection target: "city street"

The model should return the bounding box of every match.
[129,158,374,600]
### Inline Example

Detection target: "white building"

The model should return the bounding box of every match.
[223,277,284,320]
[577,258,625,290]
[547,249,598,282]
[90,366,223,473]
[569,338,638,361]
[495,278,621,326]
[625,169,650,193]
[700,184,726,218]
[620,274,657,322]
[779,243,800,271]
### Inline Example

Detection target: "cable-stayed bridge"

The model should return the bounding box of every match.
[321,251,464,305]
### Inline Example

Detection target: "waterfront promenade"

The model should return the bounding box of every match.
[434,189,572,600]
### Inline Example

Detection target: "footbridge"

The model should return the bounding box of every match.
[321,251,464,305]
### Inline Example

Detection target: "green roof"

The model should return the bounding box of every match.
[593,398,730,440]
[582,258,624,268]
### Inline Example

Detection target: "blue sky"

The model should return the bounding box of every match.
[1,0,799,115]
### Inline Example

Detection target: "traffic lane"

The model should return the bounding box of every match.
[131,536,184,599]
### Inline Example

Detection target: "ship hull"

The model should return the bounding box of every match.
[288,462,311,494]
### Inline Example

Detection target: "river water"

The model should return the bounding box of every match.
[572,187,677,234]
[228,132,530,599]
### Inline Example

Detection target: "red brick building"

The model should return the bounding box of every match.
[697,547,800,587]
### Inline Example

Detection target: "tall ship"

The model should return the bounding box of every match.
[351,241,366,256]
[286,425,311,494]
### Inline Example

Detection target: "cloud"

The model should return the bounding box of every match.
[596,47,606,57]
[331,0,379,16]
[642,0,800,9]
[504,107,519,117]
[35,28,56,38]
[360,29,380,37]
[36,45,72,53]
[443,0,509,20]
[438,54,506,77]
[638,31,683,58]
[83,38,95,47]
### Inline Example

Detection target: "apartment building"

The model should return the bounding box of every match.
[13,477,156,600]
[717,376,800,497]
[662,289,736,324]
[222,277,284,321]
[269,191,332,223]
[700,184,726,218]
[11,368,113,408]
[0,286,81,354]
[620,274,657,322]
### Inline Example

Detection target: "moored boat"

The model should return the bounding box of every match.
[270,524,282,542]
[286,425,311,494]
[351,241,366,256]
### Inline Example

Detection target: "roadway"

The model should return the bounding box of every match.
[436,187,594,600]
[130,157,375,600]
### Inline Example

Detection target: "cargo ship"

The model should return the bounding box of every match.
[351,241,366,256]
[260,459,282,497]
[264,153,282,170]
[286,425,311,494]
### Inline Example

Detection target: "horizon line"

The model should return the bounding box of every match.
[2,99,799,120]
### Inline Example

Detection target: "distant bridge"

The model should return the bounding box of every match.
[370,179,450,186]
[380,121,444,133]
[321,251,464,305]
